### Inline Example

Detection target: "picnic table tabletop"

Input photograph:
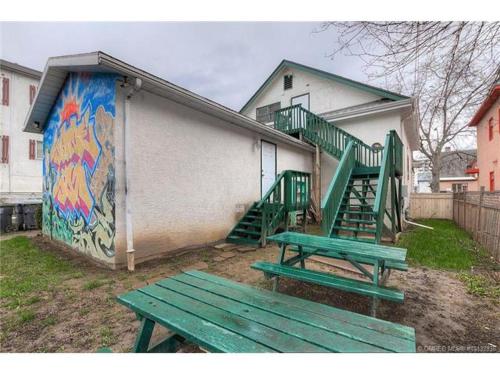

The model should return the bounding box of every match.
[117,270,416,353]
[267,231,407,263]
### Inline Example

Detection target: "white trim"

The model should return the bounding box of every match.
[439,176,477,181]
[319,99,413,122]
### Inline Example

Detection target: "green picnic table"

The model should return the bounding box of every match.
[251,232,408,315]
[117,270,416,352]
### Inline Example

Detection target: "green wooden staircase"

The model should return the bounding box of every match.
[227,170,311,246]
[274,105,403,244]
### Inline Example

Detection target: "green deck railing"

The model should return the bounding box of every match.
[257,170,311,243]
[274,105,382,167]
[321,141,356,236]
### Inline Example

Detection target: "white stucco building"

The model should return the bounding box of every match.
[1,59,43,205]
[24,52,314,268]
[240,60,419,203]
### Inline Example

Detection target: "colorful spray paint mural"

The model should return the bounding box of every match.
[43,73,117,261]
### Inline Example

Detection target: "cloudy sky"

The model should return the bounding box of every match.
[0,22,367,111]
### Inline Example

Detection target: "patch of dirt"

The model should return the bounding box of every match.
[1,236,498,353]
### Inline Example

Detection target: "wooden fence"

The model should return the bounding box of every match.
[409,193,454,219]
[453,190,500,262]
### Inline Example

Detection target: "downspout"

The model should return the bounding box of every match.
[123,77,142,271]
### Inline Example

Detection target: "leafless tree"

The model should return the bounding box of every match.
[318,22,500,191]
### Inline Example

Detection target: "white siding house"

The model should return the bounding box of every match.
[240,60,419,205]
[1,60,42,204]
[24,52,314,268]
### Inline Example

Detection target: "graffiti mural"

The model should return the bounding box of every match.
[43,73,117,260]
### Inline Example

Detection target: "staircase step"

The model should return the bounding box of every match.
[246,214,261,219]
[341,218,376,225]
[233,228,261,236]
[352,167,381,176]
[240,221,261,228]
[342,196,376,200]
[333,226,377,234]
[338,210,375,215]
[340,204,374,208]
[226,236,261,245]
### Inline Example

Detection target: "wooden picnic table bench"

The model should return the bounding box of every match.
[251,232,408,315]
[117,270,416,353]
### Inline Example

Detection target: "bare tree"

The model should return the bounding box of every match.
[319,22,500,191]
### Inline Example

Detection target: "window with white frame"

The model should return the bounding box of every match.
[35,140,43,159]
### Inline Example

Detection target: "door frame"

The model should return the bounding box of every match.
[290,92,310,110]
[260,140,277,198]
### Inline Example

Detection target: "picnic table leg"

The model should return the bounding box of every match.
[298,245,305,269]
[273,243,288,292]
[371,260,380,318]
[133,316,155,353]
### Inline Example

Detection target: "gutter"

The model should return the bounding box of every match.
[123,77,143,271]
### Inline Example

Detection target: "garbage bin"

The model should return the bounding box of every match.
[0,205,15,233]
[11,204,24,231]
[22,204,40,230]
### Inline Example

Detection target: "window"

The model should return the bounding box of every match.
[2,77,9,106]
[490,171,495,192]
[284,74,293,90]
[256,102,281,124]
[35,141,43,159]
[452,183,468,193]
[1,135,9,163]
[28,139,40,160]
[29,85,37,105]
[488,117,494,141]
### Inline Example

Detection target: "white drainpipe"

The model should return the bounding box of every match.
[123,77,142,271]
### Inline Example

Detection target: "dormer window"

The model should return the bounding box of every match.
[284,74,293,90]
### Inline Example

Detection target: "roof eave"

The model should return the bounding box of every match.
[468,85,500,126]
[24,52,315,153]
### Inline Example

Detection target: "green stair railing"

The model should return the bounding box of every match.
[371,130,404,237]
[390,129,403,176]
[321,141,356,237]
[257,170,311,245]
[274,105,382,167]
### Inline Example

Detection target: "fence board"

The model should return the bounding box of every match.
[409,193,453,219]
[410,192,499,261]
[453,191,500,262]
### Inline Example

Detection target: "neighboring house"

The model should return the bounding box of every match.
[240,60,419,207]
[439,149,478,192]
[0,60,43,204]
[24,52,314,269]
[412,148,478,193]
[468,82,500,191]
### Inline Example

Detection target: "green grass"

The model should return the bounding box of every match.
[99,326,117,347]
[0,236,78,309]
[458,272,500,299]
[83,279,107,291]
[397,219,488,271]
[18,308,36,323]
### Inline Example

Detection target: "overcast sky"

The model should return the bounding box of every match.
[0,22,368,111]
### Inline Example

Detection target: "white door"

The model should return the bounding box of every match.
[261,141,277,197]
[291,93,310,110]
